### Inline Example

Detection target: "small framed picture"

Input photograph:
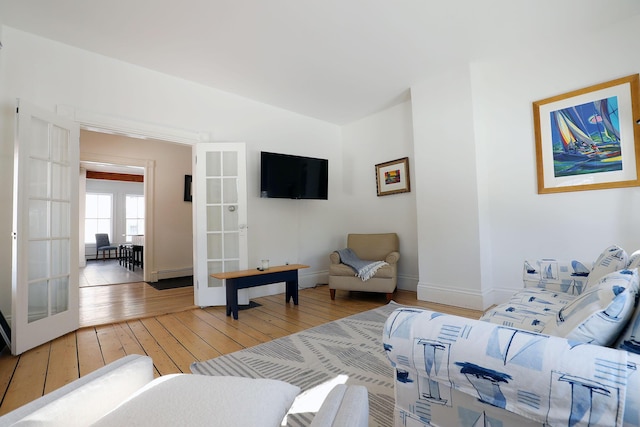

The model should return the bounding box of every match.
[375,157,411,196]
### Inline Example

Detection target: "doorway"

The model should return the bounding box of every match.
[80,158,145,287]
[79,129,194,325]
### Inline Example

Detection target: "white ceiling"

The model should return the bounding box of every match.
[2,0,640,125]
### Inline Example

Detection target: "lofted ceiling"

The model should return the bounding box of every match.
[1,0,640,125]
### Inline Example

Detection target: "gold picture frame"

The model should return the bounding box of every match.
[375,157,411,196]
[533,74,640,194]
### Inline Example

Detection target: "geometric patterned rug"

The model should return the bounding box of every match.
[190,301,402,427]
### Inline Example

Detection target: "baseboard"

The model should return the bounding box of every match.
[397,274,418,291]
[417,282,492,311]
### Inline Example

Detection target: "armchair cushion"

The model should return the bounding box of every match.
[481,288,579,332]
[329,262,394,279]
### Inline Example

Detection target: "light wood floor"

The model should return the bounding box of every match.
[0,284,482,416]
[80,281,196,327]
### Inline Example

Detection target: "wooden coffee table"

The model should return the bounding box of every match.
[210,264,309,319]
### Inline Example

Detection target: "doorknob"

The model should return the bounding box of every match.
[228,206,236,212]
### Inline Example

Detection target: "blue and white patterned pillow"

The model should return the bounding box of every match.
[584,245,628,290]
[548,269,639,346]
[627,250,640,270]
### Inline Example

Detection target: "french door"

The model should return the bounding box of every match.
[11,100,80,355]
[193,143,248,307]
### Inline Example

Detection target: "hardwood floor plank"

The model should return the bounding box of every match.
[112,323,147,356]
[138,317,195,373]
[95,324,128,364]
[76,328,105,376]
[203,307,280,344]
[155,314,221,362]
[43,332,78,394]
[0,348,19,414]
[126,320,177,376]
[190,309,265,349]
[0,343,50,415]
[172,310,244,355]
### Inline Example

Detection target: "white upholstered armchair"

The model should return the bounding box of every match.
[328,233,399,301]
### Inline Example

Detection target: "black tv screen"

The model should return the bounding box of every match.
[260,152,328,200]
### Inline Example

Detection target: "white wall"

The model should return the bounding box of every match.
[341,101,418,289]
[473,14,640,305]
[411,64,485,308]
[0,26,342,318]
[411,14,640,310]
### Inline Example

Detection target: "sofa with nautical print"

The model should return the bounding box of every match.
[383,245,640,427]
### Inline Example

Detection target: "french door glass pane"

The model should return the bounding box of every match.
[28,240,48,281]
[223,208,238,230]
[51,201,70,238]
[28,280,48,323]
[50,126,69,163]
[29,159,48,198]
[51,163,69,200]
[29,200,48,239]
[50,277,69,315]
[224,232,239,258]
[223,152,237,176]
[51,239,69,277]
[207,206,222,231]
[224,260,240,272]
[207,261,223,287]
[206,179,221,204]
[30,118,49,158]
[206,152,221,176]
[207,234,222,259]
[222,178,237,203]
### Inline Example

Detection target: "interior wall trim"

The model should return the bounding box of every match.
[56,105,211,145]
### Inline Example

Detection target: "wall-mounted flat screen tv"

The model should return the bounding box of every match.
[260,151,328,200]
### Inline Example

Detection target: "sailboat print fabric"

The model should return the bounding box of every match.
[522,245,628,295]
[482,269,639,346]
[383,307,640,427]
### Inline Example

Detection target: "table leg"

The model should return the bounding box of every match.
[226,279,239,320]
[285,279,299,305]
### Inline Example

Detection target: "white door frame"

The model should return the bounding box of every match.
[57,106,209,283]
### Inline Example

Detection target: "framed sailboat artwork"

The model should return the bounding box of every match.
[533,74,640,194]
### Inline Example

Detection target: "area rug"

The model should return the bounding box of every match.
[147,276,193,290]
[190,301,402,427]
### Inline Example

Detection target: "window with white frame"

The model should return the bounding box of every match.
[85,193,113,244]
[125,194,145,242]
